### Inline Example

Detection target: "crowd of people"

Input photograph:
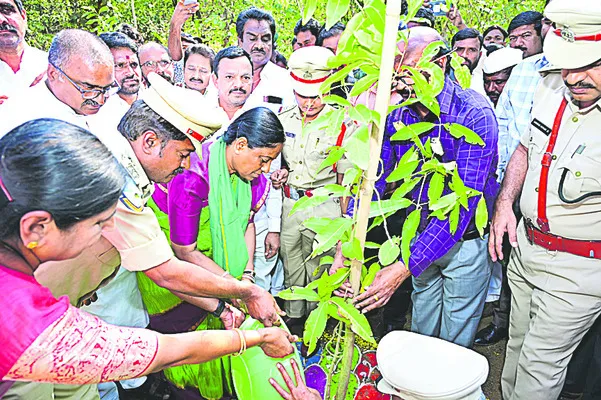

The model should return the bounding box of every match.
[1,0,601,399]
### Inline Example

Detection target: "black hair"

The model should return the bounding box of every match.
[411,7,435,28]
[213,46,253,78]
[294,18,322,38]
[483,25,508,40]
[292,37,297,47]
[118,100,188,148]
[452,28,483,48]
[0,119,125,239]
[508,11,544,37]
[485,43,504,56]
[236,7,276,42]
[99,32,138,53]
[116,23,144,47]
[13,0,24,15]
[184,44,216,71]
[222,107,284,149]
[317,22,345,46]
[181,32,196,44]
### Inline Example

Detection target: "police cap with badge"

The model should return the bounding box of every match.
[288,46,335,97]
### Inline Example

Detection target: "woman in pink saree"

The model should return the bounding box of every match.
[0,119,295,395]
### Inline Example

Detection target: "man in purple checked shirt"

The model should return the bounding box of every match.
[353,27,499,349]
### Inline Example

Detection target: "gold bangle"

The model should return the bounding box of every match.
[233,328,246,356]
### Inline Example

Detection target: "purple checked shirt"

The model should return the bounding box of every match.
[377,77,499,277]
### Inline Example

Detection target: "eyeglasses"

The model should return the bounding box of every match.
[115,61,140,71]
[141,60,172,69]
[50,62,119,100]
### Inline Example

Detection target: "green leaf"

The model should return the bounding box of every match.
[344,125,370,170]
[303,302,328,354]
[450,53,472,89]
[361,262,381,291]
[322,94,351,108]
[446,123,485,146]
[348,104,379,125]
[417,41,444,66]
[302,108,334,135]
[430,192,459,211]
[289,195,331,216]
[318,255,335,267]
[342,237,363,261]
[401,208,421,266]
[320,60,361,93]
[391,122,434,141]
[278,286,320,301]
[302,0,318,24]
[428,173,445,204]
[449,204,460,234]
[326,302,350,324]
[330,297,376,343]
[391,178,420,200]
[325,0,351,29]
[342,167,361,186]
[378,236,400,266]
[386,147,419,183]
[363,1,385,35]
[475,195,489,237]
[335,12,365,56]
[369,198,412,218]
[324,184,350,198]
[307,217,354,258]
[349,73,378,98]
[405,0,422,19]
[364,241,381,249]
[317,146,346,173]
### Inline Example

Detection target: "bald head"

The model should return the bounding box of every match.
[397,26,445,66]
[138,42,174,83]
[48,29,113,70]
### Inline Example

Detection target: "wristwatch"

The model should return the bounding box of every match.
[211,299,226,317]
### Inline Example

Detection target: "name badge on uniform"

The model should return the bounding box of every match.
[119,177,145,212]
[264,95,283,105]
[285,131,296,138]
[531,118,552,136]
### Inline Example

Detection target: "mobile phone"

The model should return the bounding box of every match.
[430,0,450,17]
[183,0,198,5]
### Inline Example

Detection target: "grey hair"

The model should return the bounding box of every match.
[138,42,171,59]
[48,29,113,70]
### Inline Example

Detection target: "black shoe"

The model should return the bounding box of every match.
[474,323,508,346]
[558,391,584,400]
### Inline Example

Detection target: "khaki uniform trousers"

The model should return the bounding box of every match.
[280,196,341,318]
[3,381,99,400]
[501,221,601,400]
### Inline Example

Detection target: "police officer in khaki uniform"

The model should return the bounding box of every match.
[274,46,358,323]
[489,2,601,399]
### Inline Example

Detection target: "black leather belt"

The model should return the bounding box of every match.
[462,225,490,241]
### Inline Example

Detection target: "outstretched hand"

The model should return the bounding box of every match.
[269,359,322,400]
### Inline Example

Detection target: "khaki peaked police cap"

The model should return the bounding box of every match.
[288,46,335,97]
[143,73,222,149]
[544,0,601,69]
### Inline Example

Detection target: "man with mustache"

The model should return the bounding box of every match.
[0,29,284,399]
[86,32,144,132]
[482,47,522,106]
[0,0,46,105]
[209,45,287,301]
[236,7,295,114]
[182,44,215,99]
[491,1,601,398]
[452,28,487,96]
[139,41,174,86]
[508,11,545,59]
[474,3,555,347]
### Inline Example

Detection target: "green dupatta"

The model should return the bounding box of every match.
[208,138,251,279]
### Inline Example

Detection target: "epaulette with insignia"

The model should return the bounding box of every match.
[119,177,145,212]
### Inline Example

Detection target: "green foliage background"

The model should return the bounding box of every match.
[26,0,544,55]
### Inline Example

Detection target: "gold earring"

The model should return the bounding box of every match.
[26,241,38,249]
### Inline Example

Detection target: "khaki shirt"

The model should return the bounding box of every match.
[279,105,357,190]
[36,133,174,306]
[520,74,601,241]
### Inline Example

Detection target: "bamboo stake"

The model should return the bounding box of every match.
[334,0,402,398]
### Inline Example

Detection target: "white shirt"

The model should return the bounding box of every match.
[0,44,48,101]
[246,61,295,114]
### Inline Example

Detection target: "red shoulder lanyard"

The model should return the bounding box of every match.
[332,123,348,173]
[536,98,569,232]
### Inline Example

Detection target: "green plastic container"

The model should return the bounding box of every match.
[231,317,304,400]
